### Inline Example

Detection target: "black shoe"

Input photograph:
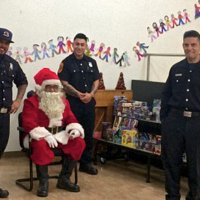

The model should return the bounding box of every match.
[0,188,9,198]
[37,180,48,197]
[79,164,98,175]
[57,176,80,192]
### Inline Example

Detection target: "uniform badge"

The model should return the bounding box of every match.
[88,62,93,67]
[9,63,13,70]
[58,62,64,73]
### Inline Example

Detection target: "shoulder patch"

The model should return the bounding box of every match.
[58,62,64,73]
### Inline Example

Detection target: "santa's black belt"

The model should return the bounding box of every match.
[46,126,64,134]
[170,108,200,118]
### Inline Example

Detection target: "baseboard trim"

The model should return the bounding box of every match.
[3,151,24,158]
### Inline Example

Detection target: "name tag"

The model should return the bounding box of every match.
[0,108,8,113]
[175,73,182,77]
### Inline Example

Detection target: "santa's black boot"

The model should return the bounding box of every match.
[0,188,9,198]
[57,156,80,192]
[36,165,49,197]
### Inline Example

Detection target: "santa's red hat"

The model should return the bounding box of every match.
[34,67,62,90]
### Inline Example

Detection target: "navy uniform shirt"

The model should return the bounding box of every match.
[58,54,100,103]
[160,58,200,120]
[0,54,28,108]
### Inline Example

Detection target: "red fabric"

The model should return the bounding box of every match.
[34,68,59,86]
[31,138,85,165]
[22,95,85,165]
[22,95,78,133]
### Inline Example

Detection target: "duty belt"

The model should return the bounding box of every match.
[46,126,64,134]
[0,107,9,114]
[170,108,200,118]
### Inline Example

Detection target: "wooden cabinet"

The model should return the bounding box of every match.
[94,90,133,131]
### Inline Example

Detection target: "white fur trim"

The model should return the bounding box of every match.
[41,79,62,90]
[29,127,51,140]
[35,84,41,91]
[49,117,62,128]
[54,130,69,145]
[69,129,81,139]
[65,123,84,138]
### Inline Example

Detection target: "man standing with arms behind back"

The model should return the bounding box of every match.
[0,28,28,198]
[58,33,100,175]
[161,30,200,200]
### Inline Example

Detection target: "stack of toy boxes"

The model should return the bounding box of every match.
[137,132,155,153]
[137,132,161,155]
[112,116,122,144]
[120,117,138,148]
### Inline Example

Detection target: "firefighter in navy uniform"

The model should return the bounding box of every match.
[0,28,28,198]
[58,33,100,175]
[161,30,200,200]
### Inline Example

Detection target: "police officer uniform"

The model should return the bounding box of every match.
[58,53,100,171]
[161,58,200,200]
[0,53,28,156]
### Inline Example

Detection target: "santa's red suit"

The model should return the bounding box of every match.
[22,95,85,165]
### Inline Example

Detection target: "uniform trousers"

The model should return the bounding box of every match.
[161,111,200,200]
[69,99,95,166]
[0,113,10,158]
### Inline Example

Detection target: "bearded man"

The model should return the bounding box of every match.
[22,68,85,197]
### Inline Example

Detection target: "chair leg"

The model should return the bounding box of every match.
[15,155,78,191]
[74,162,78,185]
[15,157,35,191]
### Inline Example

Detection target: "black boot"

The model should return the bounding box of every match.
[36,165,49,197]
[0,188,9,198]
[57,156,80,192]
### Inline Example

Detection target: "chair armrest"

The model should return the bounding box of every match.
[17,126,25,132]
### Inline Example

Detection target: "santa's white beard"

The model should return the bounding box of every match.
[39,91,65,120]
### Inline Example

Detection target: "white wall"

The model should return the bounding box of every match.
[1,0,199,151]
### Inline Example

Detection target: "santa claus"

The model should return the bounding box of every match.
[22,67,85,197]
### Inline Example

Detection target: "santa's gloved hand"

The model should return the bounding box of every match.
[54,130,69,145]
[44,134,58,148]
[68,129,81,139]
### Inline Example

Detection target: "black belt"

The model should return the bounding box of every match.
[0,107,10,114]
[170,108,200,118]
[46,126,64,134]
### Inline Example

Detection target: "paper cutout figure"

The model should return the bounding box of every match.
[159,19,167,33]
[152,22,161,38]
[41,42,50,59]
[136,42,149,54]
[23,47,33,63]
[102,47,111,62]
[66,37,73,53]
[95,43,105,59]
[195,1,200,19]
[89,40,95,54]
[177,11,185,26]
[15,47,23,64]
[112,47,119,64]
[147,27,156,42]
[48,39,59,57]
[57,36,66,54]
[122,51,130,67]
[171,14,178,28]
[164,15,173,30]
[133,46,144,61]
[183,9,191,23]
[32,44,41,61]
